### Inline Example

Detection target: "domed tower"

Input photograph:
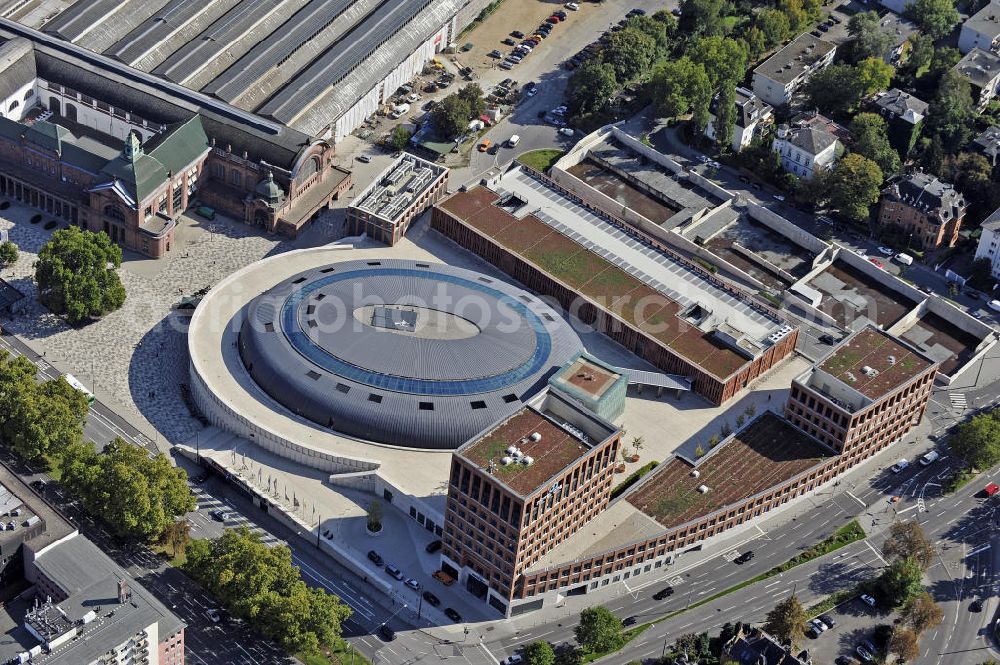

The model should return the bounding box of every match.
[254,171,285,208]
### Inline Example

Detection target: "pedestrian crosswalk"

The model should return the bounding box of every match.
[950,392,968,410]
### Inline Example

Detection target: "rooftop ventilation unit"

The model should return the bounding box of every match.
[697,485,709,494]
[861,365,879,377]
[529,432,542,442]
[501,456,513,465]
[691,469,700,478]
[887,355,896,365]
[506,445,518,456]
[523,456,534,465]
[845,371,857,382]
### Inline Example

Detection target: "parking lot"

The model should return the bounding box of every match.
[804,595,893,665]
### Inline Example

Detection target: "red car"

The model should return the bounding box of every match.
[986,483,999,497]
[868,257,884,268]
[547,15,561,23]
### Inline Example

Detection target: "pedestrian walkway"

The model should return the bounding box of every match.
[950,392,967,410]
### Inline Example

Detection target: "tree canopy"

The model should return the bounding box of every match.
[689,36,748,89]
[185,527,352,654]
[949,408,1000,469]
[574,606,625,654]
[60,438,195,542]
[0,240,17,266]
[901,591,944,634]
[877,556,924,608]
[522,641,557,665]
[856,57,894,97]
[604,28,657,81]
[0,350,88,465]
[850,113,901,176]
[649,57,711,121]
[678,0,731,38]
[431,85,485,139]
[764,595,806,646]
[906,0,960,39]
[890,627,920,662]
[846,11,893,63]
[882,520,935,570]
[34,226,126,324]
[829,154,884,222]
[806,64,865,117]
[568,61,618,116]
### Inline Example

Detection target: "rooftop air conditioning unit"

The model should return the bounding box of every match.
[523,456,534,465]
[506,446,518,455]
[691,470,700,478]
[529,432,542,442]
[501,456,513,465]
[697,485,709,494]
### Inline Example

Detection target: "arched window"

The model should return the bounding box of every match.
[294,155,321,185]
[103,204,125,221]
[23,89,34,101]
[8,100,18,113]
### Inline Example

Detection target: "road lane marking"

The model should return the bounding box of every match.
[864,540,888,566]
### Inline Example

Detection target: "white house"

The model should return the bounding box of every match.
[704,87,773,152]
[752,33,836,107]
[974,207,1000,281]
[959,0,1000,54]
[772,122,840,179]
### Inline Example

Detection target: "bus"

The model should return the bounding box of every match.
[63,373,95,404]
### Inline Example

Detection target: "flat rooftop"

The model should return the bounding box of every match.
[705,216,815,291]
[807,259,916,329]
[550,355,621,400]
[351,154,447,224]
[955,48,1000,87]
[625,412,832,529]
[753,32,836,85]
[566,159,679,225]
[460,407,591,497]
[899,311,983,376]
[439,167,790,379]
[817,326,936,400]
[0,462,74,554]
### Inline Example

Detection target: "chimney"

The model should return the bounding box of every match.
[117,578,130,604]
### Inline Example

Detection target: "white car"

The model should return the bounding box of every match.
[990,299,1000,313]
[860,593,877,607]
[855,248,866,256]
[404,578,420,591]
[708,160,721,169]
[877,246,894,256]
[565,2,580,9]
[773,194,785,201]
[891,458,909,473]
[206,609,221,623]
[406,93,420,103]
[808,618,828,636]
[559,127,575,136]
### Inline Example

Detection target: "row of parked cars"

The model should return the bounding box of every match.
[565,8,645,71]
[491,8,571,71]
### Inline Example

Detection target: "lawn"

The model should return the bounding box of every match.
[298,640,372,665]
[517,149,565,173]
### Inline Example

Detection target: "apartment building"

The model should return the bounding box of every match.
[960,0,1000,54]
[877,172,967,250]
[954,48,1000,110]
[873,89,928,156]
[704,86,773,152]
[752,33,836,107]
[974,207,1000,280]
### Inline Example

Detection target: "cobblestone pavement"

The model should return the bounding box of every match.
[0,200,350,451]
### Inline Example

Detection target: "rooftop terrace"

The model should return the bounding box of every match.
[438,168,790,379]
[816,326,935,401]
[625,412,832,529]
[550,356,621,400]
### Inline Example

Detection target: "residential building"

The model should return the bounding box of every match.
[752,33,836,107]
[704,86,773,152]
[954,48,1000,110]
[873,88,928,156]
[880,0,915,15]
[441,389,622,616]
[972,125,1000,166]
[785,326,937,457]
[877,172,967,250]
[974,207,1000,280]
[772,116,842,179]
[345,154,448,245]
[0,461,185,664]
[723,626,811,665]
[960,0,1000,54]
[878,13,919,64]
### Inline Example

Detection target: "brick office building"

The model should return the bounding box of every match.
[784,325,937,459]
[877,172,967,250]
[440,389,622,616]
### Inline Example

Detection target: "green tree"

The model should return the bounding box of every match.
[779,0,808,32]
[764,595,807,646]
[678,0,731,37]
[367,500,383,532]
[431,94,470,139]
[568,61,618,116]
[60,438,195,542]
[649,57,710,119]
[522,641,557,665]
[846,11,893,63]
[806,64,865,117]
[746,26,768,60]
[877,556,924,607]
[34,226,126,324]
[901,591,944,634]
[713,82,737,150]
[890,627,920,662]
[900,34,934,83]
[829,153,884,223]
[906,0,960,39]
[850,113,901,175]
[856,57,894,97]
[755,8,790,49]
[574,606,625,653]
[0,239,17,266]
[185,527,352,654]
[159,519,192,557]
[388,126,412,151]
[949,408,1000,469]
[605,28,657,81]
[457,84,486,118]
[689,36,748,89]
[625,15,674,56]
[882,520,935,569]
[0,366,88,466]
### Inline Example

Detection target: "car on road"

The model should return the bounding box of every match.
[385,564,405,580]
[559,127,575,136]
[356,155,371,163]
[653,586,674,600]
[919,451,939,466]
[971,598,984,612]
[623,616,637,626]
[859,593,877,607]
[378,623,396,641]
[735,550,755,564]
[985,483,999,498]
[405,578,420,591]
[877,246,894,256]
[890,458,909,473]
[426,539,442,553]
[206,608,221,623]
[367,550,384,566]
[209,509,232,522]
[444,607,462,622]
[478,139,491,152]
[422,590,441,607]
[818,334,837,345]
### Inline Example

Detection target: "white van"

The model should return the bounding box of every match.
[895,253,913,266]
[990,299,1000,313]
[919,451,940,466]
[507,134,521,148]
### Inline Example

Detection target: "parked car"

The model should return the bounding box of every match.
[444,607,462,622]
[367,550,384,566]
[559,127,575,136]
[891,459,909,473]
[859,594,876,607]
[971,598,984,612]
[819,615,836,629]
[426,539,443,553]
[489,49,503,58]
[356,154,371,163]
[652,586,674,600]
[566,2,580,9]
[989,299,1000,312]
[807,618,828,637]
[501,655,524,665]
[895,253,913,265]
[810,29,823,37]
[422,590,441,606]
[868,258,884,268]
[819,334,837,345]
[385,564,405,580]
[478,139,491,152]
[985,483,999,498]
[405,578,420,591]
[511,30,524,38]
[919,451,939,466]
[877,246,894,256]
[835,657,854,665]
[856,644,874,662]
[502,37,516,45]
[773,194,785,201]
